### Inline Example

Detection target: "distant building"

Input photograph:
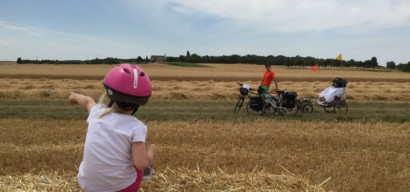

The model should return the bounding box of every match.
[150,55,166,63]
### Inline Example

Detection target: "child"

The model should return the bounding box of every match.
[68,63,157,192]
[260,63,278,93]
[259,63,279,105]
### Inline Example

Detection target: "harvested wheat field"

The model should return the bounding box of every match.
[1,62,410,82]
[0,169,325,192]
[1,79,410,102]
[1,119,409,191]
[1,63,410,192]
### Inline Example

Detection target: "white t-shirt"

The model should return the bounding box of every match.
[78,104,147,192]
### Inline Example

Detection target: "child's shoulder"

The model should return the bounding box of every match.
[91,103,106,112]
[124,116,147,129]
[127,118,148,136]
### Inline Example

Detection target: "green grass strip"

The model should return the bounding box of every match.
[0,99,409,123]
[166,62,207,67]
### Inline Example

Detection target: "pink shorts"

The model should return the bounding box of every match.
[117,169,143,192]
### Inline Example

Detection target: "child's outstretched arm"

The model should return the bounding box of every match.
[68,92,96,113]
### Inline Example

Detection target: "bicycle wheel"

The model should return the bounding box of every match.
[234,96,245,113]
[280,102,297,115]
[323,106,335,113]
[246,99,265,115]
[264,96,279,114]
[301,104,313,113]
[335,102,348,114]
[282,107,297,115]
[276,100,284,116]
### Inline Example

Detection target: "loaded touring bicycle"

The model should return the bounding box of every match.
[234,82,266,115]
[235,83,313,115]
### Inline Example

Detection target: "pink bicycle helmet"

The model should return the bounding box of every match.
[103,63,152,106]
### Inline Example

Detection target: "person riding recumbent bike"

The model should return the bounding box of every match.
[317,77,348,114]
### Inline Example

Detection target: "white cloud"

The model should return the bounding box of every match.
[0,21,30,32]
[166,0,410,32]
[0,38,16,49]
[2,1,409,65]
[0,21,152,60]
[0,21,45,37]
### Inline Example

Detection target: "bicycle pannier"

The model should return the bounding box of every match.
[249,96,264,111]
[283,91,297,108]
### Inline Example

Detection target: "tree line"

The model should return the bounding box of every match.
[16,56,149,65]
[16,53,410,72]
[166,53,381,69]
[387,61,410,72]
[171,52,410,72]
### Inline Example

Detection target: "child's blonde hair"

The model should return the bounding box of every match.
[98,92,129,118]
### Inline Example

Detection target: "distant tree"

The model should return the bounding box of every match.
[397,62,410,72]
[230,54,241,63]
[323,59,332,67]
[276,55,286,66]
[188,53,201,63]
[145,56,149,62]
[186,51,191,57]
[317,60,324,67]
[356,61,364,69]
[386,61,396,69]
[330,59,340,67]
[17,57,22,64]
[364,60,372,68]
[179,55,186,62]
[305,57,316,66]
[370,57,378,68]
[346,59,356,68]
[266,55,274,64]
[296,59,304,67]
[285,59,294,67]
[136,56,143,62]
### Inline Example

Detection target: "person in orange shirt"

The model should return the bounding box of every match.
[260,63,278,94]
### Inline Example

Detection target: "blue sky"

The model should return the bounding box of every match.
[1,0,410,66]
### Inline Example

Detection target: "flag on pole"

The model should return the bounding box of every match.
[312,65,317,72]
[336,54,342,61]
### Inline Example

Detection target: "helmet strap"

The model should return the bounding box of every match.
[108,101,114,107]
[131,107,139,115]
